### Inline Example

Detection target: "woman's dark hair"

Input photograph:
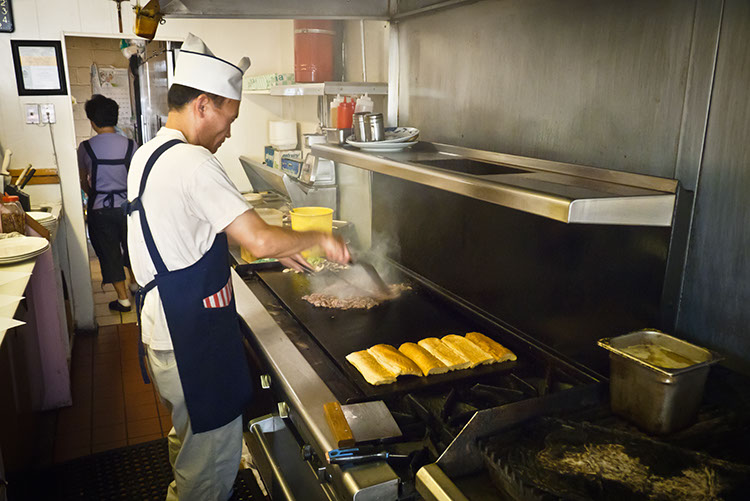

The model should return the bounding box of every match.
[168,84,226,111]
[84,94,119,127]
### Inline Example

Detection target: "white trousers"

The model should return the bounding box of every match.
[146,346,243,501]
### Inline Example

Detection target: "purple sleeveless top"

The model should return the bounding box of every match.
[77,133,136,210]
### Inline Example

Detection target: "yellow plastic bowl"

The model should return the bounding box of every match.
[290,207,333,258]
[290,207,333,233]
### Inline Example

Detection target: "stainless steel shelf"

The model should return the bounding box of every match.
[162,0,390,19]
[311,142,678,226]
[269,82,388,97]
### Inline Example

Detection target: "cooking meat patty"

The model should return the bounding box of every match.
[303,283,411,310]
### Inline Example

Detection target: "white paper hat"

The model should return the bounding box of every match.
[172,33,251,101]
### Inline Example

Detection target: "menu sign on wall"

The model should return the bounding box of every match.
[0,0,13,33]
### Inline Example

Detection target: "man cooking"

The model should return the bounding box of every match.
[125,33,349,501]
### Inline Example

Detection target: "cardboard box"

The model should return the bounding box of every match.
[243,73,295,91]
[264,146,275,167]
[273,149,302,170]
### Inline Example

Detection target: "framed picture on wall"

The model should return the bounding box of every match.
[0,0,14,33]
[10,40,68,96]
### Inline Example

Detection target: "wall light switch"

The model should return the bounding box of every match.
[40,103,56,124]
[25,104,40,124]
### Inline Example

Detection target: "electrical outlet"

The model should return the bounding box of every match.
[40,103,56,124]
[25,104,40,124]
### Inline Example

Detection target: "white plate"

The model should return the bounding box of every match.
[0,237,49,263]
[27,211,54,222]
[380,127,420,143]
[346,139,417,153]
[347,127,420,147]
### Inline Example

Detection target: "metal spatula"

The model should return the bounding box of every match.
[348,258,391,298]
[312,249,391,299]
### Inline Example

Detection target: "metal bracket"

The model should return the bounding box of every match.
[278,401,290,419]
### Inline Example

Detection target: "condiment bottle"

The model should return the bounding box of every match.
[355,94,374,114]
[337,98,355,129]
[1,195,26,234]
[329,94,343,127]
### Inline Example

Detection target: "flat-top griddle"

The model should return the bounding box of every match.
[257,268,531,401]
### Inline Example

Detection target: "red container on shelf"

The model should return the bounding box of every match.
[337,98,355,129]
[294,20,335,83]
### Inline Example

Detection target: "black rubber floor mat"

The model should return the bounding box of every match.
[7,438,266,500]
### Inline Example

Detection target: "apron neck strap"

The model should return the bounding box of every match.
[132,138,183,274]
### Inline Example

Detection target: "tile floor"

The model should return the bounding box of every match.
[90,257,137,326]
[54,323,172,463]
[52,255,169,463]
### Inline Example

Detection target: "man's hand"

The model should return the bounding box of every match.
[278,254,314,273]
[225,209,350,262]
[319,234,350,264]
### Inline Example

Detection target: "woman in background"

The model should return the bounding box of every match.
[78,94,138,312]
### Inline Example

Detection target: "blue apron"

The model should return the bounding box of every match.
[125,139,253,434]
[83,138,134,210]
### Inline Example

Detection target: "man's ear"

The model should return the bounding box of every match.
[193,94,210,117]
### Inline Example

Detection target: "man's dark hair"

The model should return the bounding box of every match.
[167,84,227,111]
[85,94,119,128]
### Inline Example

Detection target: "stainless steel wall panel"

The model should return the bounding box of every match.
[398,0,694,178]
[372,173,672,376]
[677,0,750,370]
[674,0,724,191]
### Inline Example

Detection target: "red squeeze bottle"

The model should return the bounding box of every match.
[337,98,355,129]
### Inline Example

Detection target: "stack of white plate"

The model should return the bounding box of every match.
[27,211,55,229]
[0,236,50,264]
[346,127,420,153]
[27,211,57,239]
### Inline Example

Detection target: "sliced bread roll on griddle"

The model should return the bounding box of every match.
[368,344,422,377]
[418,337,471,371]
[442,334,494,367]
[465,332,517,363]
[398,342,449,376]
[345,350,397,385]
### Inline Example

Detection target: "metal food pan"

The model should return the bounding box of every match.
[598,329,722,434]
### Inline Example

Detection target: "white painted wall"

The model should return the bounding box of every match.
[0,1,295,329]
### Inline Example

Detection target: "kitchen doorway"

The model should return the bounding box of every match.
[63,35,177,326]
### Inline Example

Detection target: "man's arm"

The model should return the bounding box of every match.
[224,209,350,264]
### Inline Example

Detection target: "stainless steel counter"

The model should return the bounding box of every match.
[232,269,400,500]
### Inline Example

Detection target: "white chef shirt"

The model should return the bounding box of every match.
[127,127,251,350]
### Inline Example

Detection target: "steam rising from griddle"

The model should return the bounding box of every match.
[303,234,409,309]
[308,232,400,298]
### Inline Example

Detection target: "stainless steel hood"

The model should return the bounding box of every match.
[239,156,290,197]
[312,142,679,226]
[161,0,390,19]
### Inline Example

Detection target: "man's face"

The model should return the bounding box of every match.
[199,97,240,154]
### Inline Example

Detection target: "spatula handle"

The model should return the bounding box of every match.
[323,401,355,448]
